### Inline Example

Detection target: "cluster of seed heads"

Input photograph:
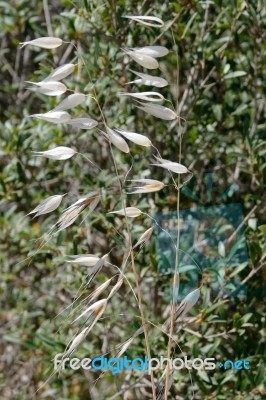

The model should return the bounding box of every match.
[21,14,199,399]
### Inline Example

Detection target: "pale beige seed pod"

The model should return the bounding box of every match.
[127,70,168,88]
[33,146,76,160]
[66,255,100,267]
[151,156,188,174]
[136,102,178,120]
[134,227,154,248]
[52,93,86,112]
[72,298,107,324]
[27,81,67,96]
[43,63,76,81]
[89,279,113,303]
[30,111,71,123]
[20,37,63,49]
[114,129,152,147]
[133,46,169,58]
[123,49,159,69]
[118,91,164,102]
[108,279,123,299]
[108,207,142,218]
[27,194,64,217]
[65,299,107,358]
[66,118,98,130]
[124,15,164,28]
[106,127,130,153]
[174,288,200,322]
[116,326,144,358]
[55,193,99,232]
[127,179,165,194]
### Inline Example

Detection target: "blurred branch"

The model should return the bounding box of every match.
[43,0,53,37]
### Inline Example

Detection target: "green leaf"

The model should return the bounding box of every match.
[224,71,247,79]
[3,335,38,349]
[255,363,265,386]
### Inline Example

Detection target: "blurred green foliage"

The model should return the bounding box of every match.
[0,0,265,399]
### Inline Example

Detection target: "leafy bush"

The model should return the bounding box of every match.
[0,1,265,399]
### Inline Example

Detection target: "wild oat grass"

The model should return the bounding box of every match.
[2,2,263,400]
[18,11,198,400]
[19,14,195,399]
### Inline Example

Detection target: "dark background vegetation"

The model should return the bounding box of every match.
[0,0,265,399]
